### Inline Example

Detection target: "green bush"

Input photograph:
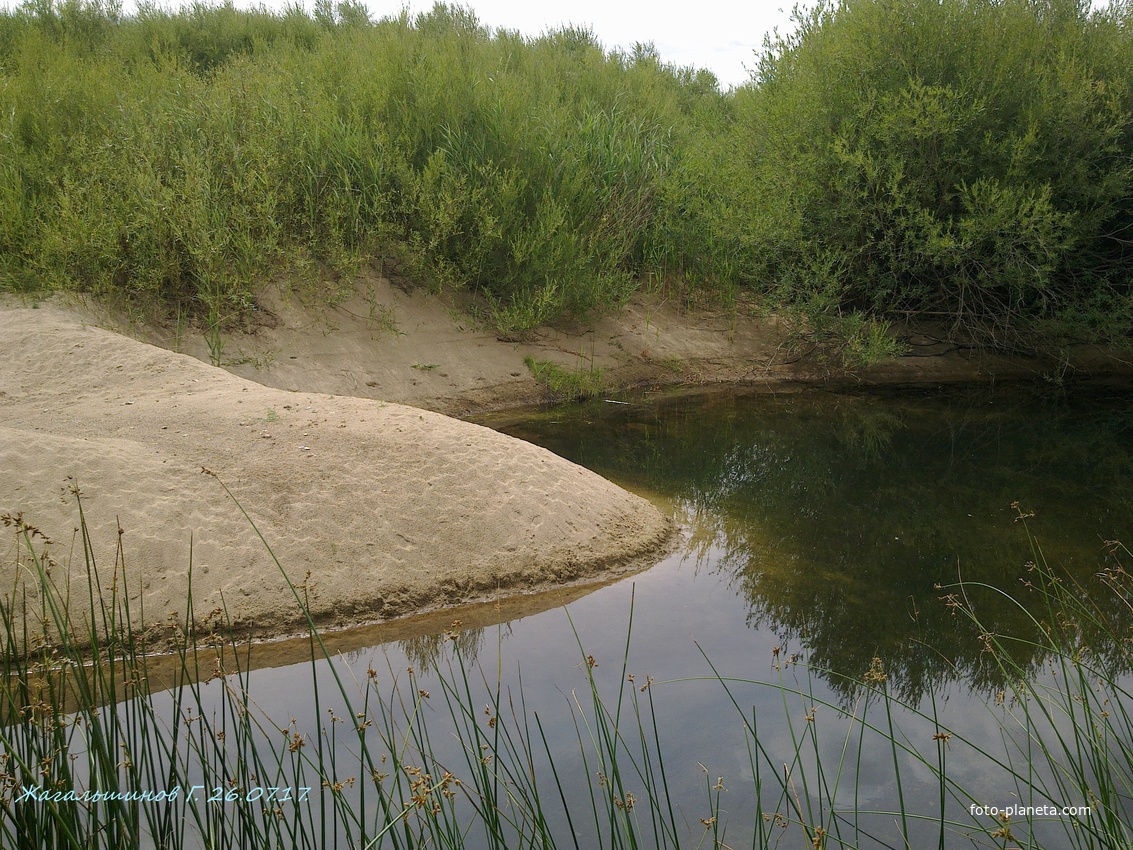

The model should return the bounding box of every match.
[2,0,1131,350]
[523,354,606,402]
[0,1,722,333]
[733,0,1133,347]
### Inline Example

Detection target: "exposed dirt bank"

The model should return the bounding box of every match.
[63,277,1131,418]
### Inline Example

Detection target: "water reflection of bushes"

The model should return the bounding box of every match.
[506,385,1133,700]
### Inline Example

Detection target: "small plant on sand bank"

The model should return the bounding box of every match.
[774,305,908,370]
[523,355,606,402]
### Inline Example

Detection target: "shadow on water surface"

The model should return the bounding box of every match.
[491,381,1133,702]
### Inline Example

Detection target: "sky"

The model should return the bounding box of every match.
[6,0,1123,87]
[373,0,798,88]
[115,0,800,89]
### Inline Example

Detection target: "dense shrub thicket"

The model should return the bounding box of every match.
[735,0,1133,346]
[0,0,731,333]
[1,0,1130,349]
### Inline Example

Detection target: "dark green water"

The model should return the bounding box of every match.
[193,380,1133,848]
[491,381,1133,701]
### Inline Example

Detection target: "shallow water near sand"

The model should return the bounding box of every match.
[149,381,1133,847]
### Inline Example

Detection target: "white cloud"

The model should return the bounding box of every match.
[74,0,799,88]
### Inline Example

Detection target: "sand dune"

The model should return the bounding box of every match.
[0,305,671,645]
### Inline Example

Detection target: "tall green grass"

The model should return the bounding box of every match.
[703,519,1133,849]
[0,1,731,335]
[0,490,706,850]
[2,491,1130,849]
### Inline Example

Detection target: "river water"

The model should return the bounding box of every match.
[151,381,1133,848]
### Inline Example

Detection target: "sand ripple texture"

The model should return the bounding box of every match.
[0,307,672,643]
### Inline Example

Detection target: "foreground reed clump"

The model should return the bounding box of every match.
[0,494,707,850]
[1,492,1130,849]
[707,513,1133,850]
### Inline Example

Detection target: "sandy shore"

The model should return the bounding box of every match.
[97,276,1129,417]
[0,304,672,646]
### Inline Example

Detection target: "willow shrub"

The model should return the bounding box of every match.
[4,0,1131,349]
[733,0,1133,347]
[0,1,729,333]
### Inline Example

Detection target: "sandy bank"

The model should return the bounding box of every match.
[0,305,672,645]
[75,277,1131,418]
